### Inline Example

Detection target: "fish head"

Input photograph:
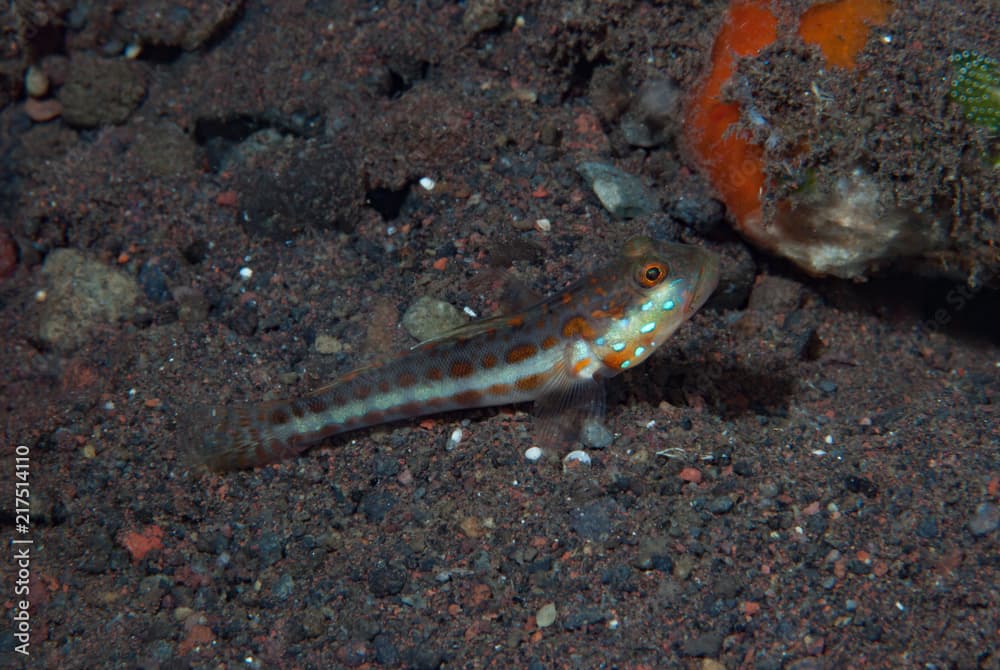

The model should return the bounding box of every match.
[584,236,720,374]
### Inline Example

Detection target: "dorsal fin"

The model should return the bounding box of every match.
[410,313,516,350]
[498,277,543,314]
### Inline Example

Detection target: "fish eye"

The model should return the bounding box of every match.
[637,262,668,288]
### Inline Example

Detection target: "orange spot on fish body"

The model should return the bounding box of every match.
[515,373,546,391]
[590,307,624,320]
[362,409,385,424]
[397,401,422,416]
[562,316,596,340]
[481,353,498,369]
[452,390,483,405]
[450,360,475,378]
[540,335,560,350]
[505,344,538,364]
[572,358,594,376]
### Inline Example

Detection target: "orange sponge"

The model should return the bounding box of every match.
[684,0,778,227]
[685,0,894,231]
[799,0,894,69]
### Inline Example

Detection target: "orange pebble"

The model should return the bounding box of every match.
[679,467,703,483]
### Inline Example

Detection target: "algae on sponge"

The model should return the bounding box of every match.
[949,51,1000,133]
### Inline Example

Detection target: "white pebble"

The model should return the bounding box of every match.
[25,66,48,98]
[447,427,463,450]
[463,306,478,318]
[419,177,436,191]
[239,267,253,280]
[536,602,557,628]
[534,218,551,233]
[524,446,543,462]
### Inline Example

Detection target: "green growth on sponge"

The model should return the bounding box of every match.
[950,51,1000,133]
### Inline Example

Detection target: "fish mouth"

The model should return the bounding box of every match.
[683,252,721,315]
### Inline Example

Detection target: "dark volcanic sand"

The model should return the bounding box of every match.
[1,1,998,668]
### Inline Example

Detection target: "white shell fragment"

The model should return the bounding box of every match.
[562,450,591,468]
[447,428,463,451]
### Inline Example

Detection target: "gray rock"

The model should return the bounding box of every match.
[580,418,613,449]
[708,496,735,514]
[369,562,408,597]
[270,573,295,600]
[569,497,619,542]
[620,78,682,148]
[681,631,723,657]
[576,162,658,219]
[59,55,146,128]
[969,502,999,536]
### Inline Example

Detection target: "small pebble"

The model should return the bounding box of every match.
[270,573,295,600]
[524,446,543,462]
[138,260,171,303]
[679,467,702,483]
[24,97,62,122]
[25,66,49,97]
[620,78,682,148]
[368,563,408,597]
[563,450,591,469]
[536,602,557,628]
[668,193,725,235]
[968,502,999,536]
[314,334,344,354]
[576,162,658,219]
[581,418,613,449]
[708,496,734,514]
[419,177,436,191]
[818,380,838,394]
[401,295,468,342]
